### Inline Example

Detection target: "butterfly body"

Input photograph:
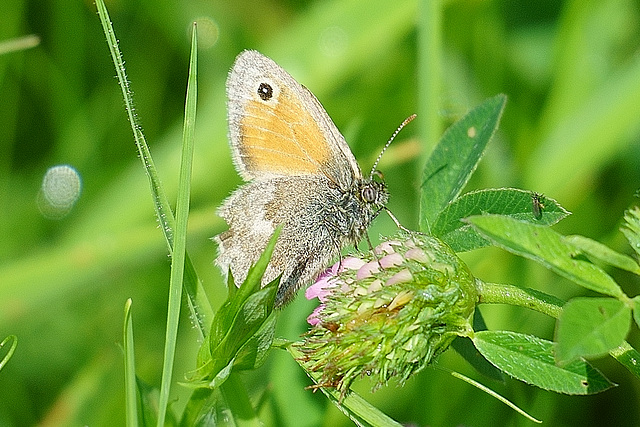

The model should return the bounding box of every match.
[216,50,388,307]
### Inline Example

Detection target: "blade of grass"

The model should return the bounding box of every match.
[0,335,17,372]
[95,0,213,338]
[448,370,542,423]
[123,299,138,427]
[157,23,199,427]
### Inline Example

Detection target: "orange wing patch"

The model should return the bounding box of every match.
[239,86,331,176]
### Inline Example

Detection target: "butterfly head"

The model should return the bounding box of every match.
[359,173,388,210]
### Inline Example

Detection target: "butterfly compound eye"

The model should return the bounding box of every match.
[257,82,274,101]
[362,185,377,203]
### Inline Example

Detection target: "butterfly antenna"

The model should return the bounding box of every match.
[382,207,414,233]
[369,114,417,179]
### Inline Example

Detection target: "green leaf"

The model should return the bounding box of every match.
[556,298,631,364]
[209,227,281,353]
[419,94,506,232]
[565,235,640,275]
[622,207,640,259]
[473,331,615,395]
[179,388,217,427]
[467,215,625,298]
[193,230,280,385]
[433,188,570,252]
[208,358,235,390]
[233,312,278,371]
[180,375,264,427]
[634,296,640,330]
[219,374,262,427]
[206,284,278,381]
[209,284,278,366]
[609,341,640,381]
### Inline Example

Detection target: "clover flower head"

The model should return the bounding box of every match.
[295,233,478,399]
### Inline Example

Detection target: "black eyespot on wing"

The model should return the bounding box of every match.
[258,82,273,101]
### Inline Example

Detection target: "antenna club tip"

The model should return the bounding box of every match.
[403,114,417,125]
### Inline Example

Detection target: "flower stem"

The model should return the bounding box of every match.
[475,279,564,319]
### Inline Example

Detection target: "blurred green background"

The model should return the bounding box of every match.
[1,0,640,425]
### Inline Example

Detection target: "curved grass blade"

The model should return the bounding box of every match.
[448,370,541,423]
[123,299,138,427]
[157,22,199,427]
[0,335,17,372]
[95,0,213,338]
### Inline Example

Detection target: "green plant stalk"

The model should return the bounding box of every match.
[475,280,564,319]
[418,0,442,158]
[157,23,198,427]
[123,299,138,427]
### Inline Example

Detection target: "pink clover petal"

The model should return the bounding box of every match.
[305,277,338,301]
[307,304,325,326]
[357,261,380,280]
[317,261,340,281]
[339,257,366,272]
[404,248,428,263]
[340,282,352,293]
[385,269,413,286]
[374,241,396,255]
[379,253,404,268]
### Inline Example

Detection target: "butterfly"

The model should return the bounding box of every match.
[216,50,390,307]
